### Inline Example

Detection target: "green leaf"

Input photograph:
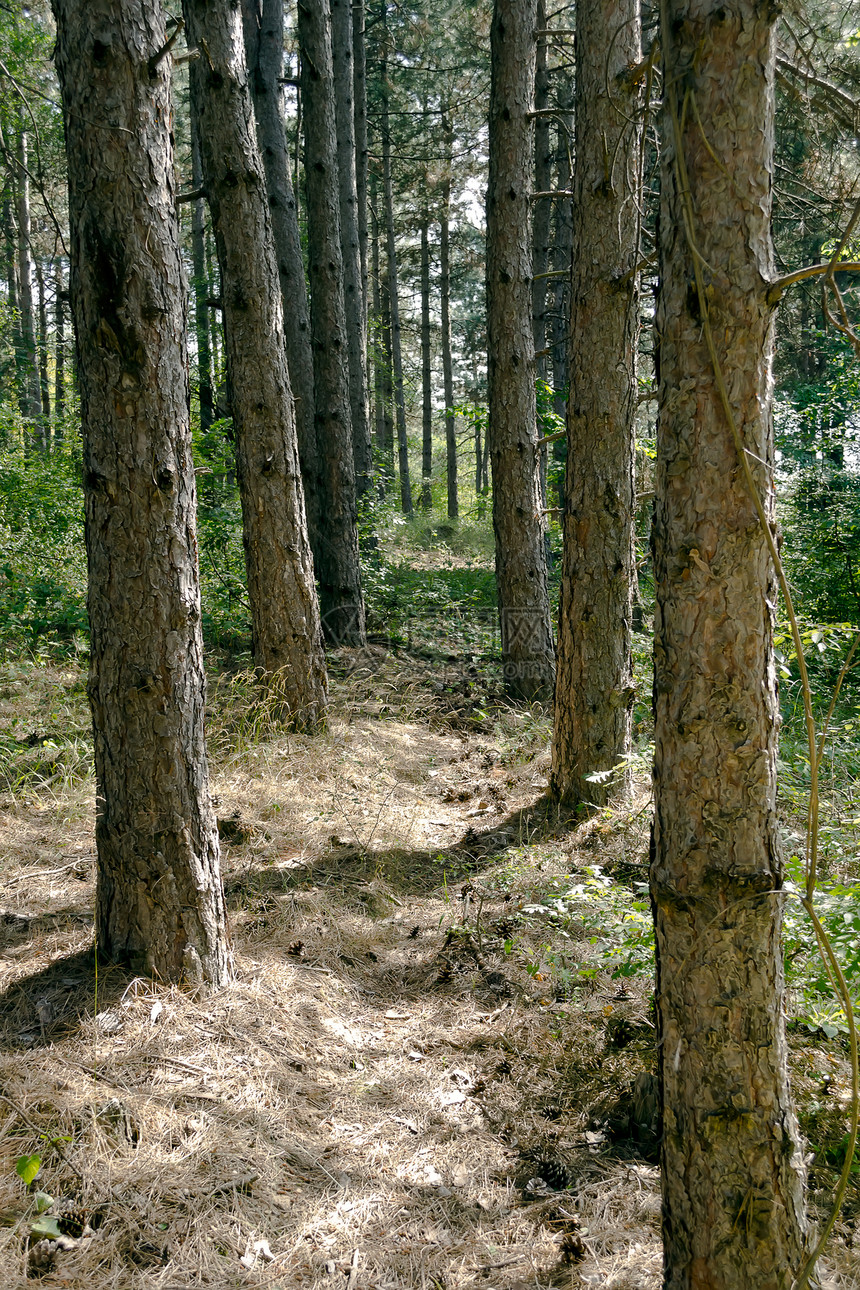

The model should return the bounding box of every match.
[29,1215,62,1239]
[33,1191,53,1214]
[15,1155,41,1186]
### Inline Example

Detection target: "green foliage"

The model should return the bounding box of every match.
[0,437,87,652]
[192,416,250,649]
[776,337,860,629]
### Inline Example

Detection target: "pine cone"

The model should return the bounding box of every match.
[56,1204,90,1238]
[522,1149,575,1191]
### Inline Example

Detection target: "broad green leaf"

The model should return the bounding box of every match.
[15,1155,40,1186]
[29,1216,62,1239]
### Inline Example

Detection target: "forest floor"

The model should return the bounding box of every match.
[0,642,857,1288]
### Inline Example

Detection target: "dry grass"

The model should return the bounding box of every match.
[0,651,856,1288]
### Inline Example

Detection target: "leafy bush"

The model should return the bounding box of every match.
[0,436,87,651]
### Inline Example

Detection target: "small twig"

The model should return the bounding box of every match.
[23,858,93,880]
[0,1093,85,1184]
[158,1055,214,1078]
[346,1249,361,1290]
[176,186,206,204]
[536,428,567,447]
[469,1254,528,1271]
[148,18,184,76]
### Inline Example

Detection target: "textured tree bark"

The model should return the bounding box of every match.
[3,201,20,382]
[652,0,809,1283]
[332,0,372,498]
[440,105,457,519]
[380,27,413,517]
[487,0,554,702]
[15,128,42,432]
[189,123,214,435]
[551,0,639,808]
[241,0,320,562]
[52,0,230,987]
[184,0,328,726]
[549,76,573,506]
[420,206,432,510]
[352,0,369,342]
[372,185,395,486]
[370,194,387,469]
[298,0,366,646]
[35,258,51,425]
[54,258,65,428]
[531,4,551,385]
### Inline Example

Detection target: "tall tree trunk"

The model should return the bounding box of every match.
[298,0,366,646]
[241,0,320,560]
[184,0,328,726]
[332,0,372,497]
[549,75,573,506]
[54,258,65,431]
[52,0,230,987]
[190,123,214,434]
[652,0,809,1283]
[353,0,369,343]
[440,105,457,519]
[3,200,19,371]
[551,0,639,808]
[35,257,51,426]
[379,23,412,517]
[531,9,552,549]
[205,227,221,377]
[370,189,387,471]
[420,204,432,509]
[15,128,42,434]
[487,0,554,701]
[531,3,551,384]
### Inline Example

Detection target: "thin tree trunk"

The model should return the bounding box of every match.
[380,20,412,516]
[652,0,809,1282]
[440,105,457,519]
[549,74,573,506]
[3,200,19,367]
[371,190,394,487]
[205,228,220,377]
[298,0,366,646]
[370,189,387,468]
[190,122,214,434]
[52,0,230,987]
[184,0,329,726]
[332,0,372,497]
[532,7,551,525]
[532,2,551,384]
[420,204,432,509]
[241,0,320,559]
[487,0,554,701]
[551,0,640,808]
[15,128,41,433]
[54,258,65,431]
[35,257,51,426]
[353,0,369,342]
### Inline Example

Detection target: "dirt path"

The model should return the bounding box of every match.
[0,655,853,1288]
